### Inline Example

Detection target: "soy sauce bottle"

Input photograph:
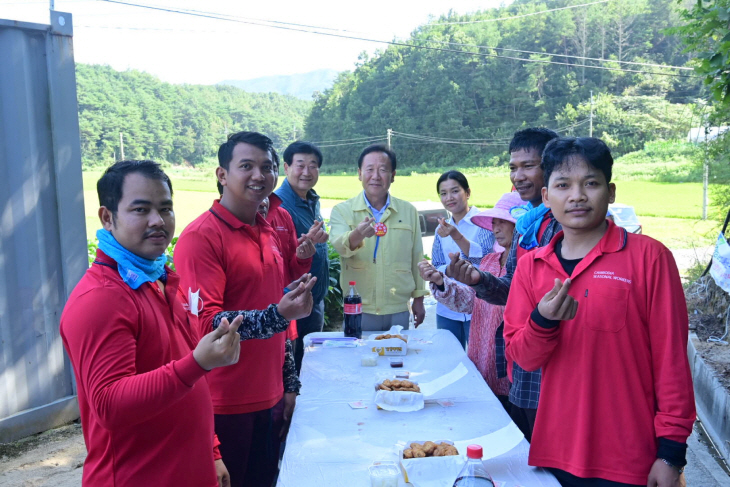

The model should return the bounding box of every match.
[453,445,495,486]
[343,281,362,339]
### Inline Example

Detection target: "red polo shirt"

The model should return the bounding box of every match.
[267,193,313,340]
[174,200,287,414]
[60,250,220,486]
[504,221,695,484]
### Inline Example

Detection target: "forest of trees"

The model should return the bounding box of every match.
[76,64,311,168]
[304,0,706,170]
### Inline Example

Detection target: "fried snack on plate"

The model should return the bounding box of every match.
[422,441,437,455]
[375,333,407,342]
[444,446,459,456]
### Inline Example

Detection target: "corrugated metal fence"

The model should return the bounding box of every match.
[0,12,86,442]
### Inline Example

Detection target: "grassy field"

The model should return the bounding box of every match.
[82,169,719,248]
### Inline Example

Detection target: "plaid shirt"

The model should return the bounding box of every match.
[471,212,561,409]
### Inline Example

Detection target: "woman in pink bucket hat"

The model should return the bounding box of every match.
[419,191,523,409]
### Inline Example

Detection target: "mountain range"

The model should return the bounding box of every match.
[219,69,339,100]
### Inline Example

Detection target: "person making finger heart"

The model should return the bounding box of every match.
[503,137,694,487]
[430,170,495,349]
[330,144,427,332]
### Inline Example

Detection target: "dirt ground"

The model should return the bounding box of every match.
[690,311,730,390]
[687,274,730,391]
[0,422,86,486]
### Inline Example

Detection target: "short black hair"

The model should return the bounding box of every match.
[508,128,560,155]
[97,160,173,216]
[217,131,279,194]
[357,144,397,171]
[283,141,323,167]
[436,170,470,194]
[541,137,614,185]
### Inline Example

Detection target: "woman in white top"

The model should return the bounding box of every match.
[431,171,494,349]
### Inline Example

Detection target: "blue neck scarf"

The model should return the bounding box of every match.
[515,202,549,251]
[96,229,167,289]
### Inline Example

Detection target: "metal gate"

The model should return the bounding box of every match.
[0,11,86,442]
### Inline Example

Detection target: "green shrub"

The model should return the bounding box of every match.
[323,240,343,331]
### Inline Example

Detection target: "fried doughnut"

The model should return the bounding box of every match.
[410,442,424,450]
[378,384,392,391]
[413,449,426,458]
[403,448,414,459]
[422,441,437,455]
[382,379,392,387]
[444,446,459,456]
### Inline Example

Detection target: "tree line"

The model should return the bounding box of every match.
[76,64,311,168]
[304,0,705,170]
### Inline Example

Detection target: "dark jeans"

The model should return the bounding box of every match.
[436,315,471,350]
[294,300,325,374]
[509,404,537,442]
[214,398,285,487]
[548,468,644,487]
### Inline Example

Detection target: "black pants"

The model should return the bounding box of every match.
[548,468,644,487]
[509,404,537,442]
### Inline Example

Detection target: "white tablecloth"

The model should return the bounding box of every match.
[277,329,559,487]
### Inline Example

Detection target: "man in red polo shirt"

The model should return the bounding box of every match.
[174,131,316,487]
[504,137,694,487]
[60,160,313,486]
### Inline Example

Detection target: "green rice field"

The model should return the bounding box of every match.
[82,169,720,249]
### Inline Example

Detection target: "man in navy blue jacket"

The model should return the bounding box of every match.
[275,141,330,372]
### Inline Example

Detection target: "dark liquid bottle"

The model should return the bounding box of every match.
[453,445,495,486]
[343,281,362,339]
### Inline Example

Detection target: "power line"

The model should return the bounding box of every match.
[311,135,385,144]
[97,0,699,79]
[424,0,612,26]
[412,37,695,72]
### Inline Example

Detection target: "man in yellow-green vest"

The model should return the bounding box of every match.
[330,144,427,331]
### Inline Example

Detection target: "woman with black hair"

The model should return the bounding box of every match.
[430,171,494,349]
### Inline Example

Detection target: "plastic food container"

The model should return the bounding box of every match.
[361,352,379,367]
[368,462,400,487]
[389,357,404,368]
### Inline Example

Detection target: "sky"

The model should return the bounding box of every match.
[0,0,507,85]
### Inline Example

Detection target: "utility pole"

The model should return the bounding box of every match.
[703,124,709,220]
[589,90,594,137]
[387,128,392,149]
[119,132,125,161]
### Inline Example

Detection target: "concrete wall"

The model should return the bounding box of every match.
[688,334,730,464]
[0,12,86,442]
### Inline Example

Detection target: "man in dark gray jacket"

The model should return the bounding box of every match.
[275,141,330,373]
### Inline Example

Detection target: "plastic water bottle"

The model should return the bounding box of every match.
[343,281,362,339]
[452,445,495,486]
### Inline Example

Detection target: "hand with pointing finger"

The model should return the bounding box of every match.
[446,252,481,286]
[437,217,463,242]
[356,216,376,239]
[348,216,376,250]
[306,220,329,244]
[278,275,318,321]
[418,259,444,287]
[193,315,243,371]
[537,278,578,322]
[296,234,316,259]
